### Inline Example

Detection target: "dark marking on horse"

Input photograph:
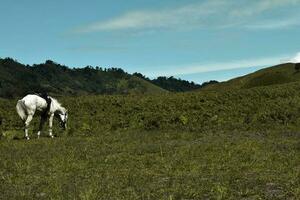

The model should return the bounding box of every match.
[38,93,52,118]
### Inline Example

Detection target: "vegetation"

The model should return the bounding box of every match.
[201,62,300,91]
[1,79,300,198]
[0,131,299,199]
[3,81,300,134]
[134,72,218,92]
[133,73,202,92]
[151,77,218,92]
[1,60,300,198]
[0,58,168,97]
[0,58,203,98]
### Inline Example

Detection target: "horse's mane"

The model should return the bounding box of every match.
[50,97,66,112]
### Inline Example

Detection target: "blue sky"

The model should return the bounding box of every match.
[1,0,300,84]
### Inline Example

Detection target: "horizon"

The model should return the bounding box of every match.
[2,56,299,85]
[1,0,300,84]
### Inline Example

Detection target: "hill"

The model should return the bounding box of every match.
[133,73,206,92]
[0,58,202,98]
[1,73,300,199]
[201,62,300,91]
[0,58,168,97]
[2,80,300,134]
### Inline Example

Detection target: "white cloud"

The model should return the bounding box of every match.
[74,1,227,33]
[142,54,290,77]
[289,52,300,63]
[73,0,300,33]
[230,0,300,17]
[244,18,300,30]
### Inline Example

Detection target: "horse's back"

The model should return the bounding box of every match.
[21,94,47,111]
[21,95,37,106]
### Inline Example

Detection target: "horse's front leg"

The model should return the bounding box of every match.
[24,114,33,140]
[37,116,46,138]
[48,114,54,138]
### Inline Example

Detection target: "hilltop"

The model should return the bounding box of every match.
[0,58,204,98]
[201,62,300,91]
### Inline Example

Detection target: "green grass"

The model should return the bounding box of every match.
[2,81,300,199]
[3,81,300,135]
[0,130,299,199]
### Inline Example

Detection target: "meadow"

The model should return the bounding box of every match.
[1,82,300,199]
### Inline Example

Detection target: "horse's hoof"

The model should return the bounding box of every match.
[25,137,30,140]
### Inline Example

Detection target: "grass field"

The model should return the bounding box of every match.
[1,82,300,199]
[0,130,299,199]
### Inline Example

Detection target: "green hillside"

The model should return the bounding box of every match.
[1,81,300,198]
[2,58,300,199]
[0,58,168,97]
[0,58,204,98]
[3,80,300,135]
[201,63,300,91]
[133,73,203,92]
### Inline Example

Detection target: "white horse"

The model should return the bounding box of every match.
[16,94,68,140]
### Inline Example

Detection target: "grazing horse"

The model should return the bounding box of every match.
[16,94,68,140]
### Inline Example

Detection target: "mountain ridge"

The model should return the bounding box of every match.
[0,58,205,98]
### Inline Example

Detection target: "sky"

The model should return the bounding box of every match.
[1,0,300,84]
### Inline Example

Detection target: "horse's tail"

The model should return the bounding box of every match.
[16,100,27,121]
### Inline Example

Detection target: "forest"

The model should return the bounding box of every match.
[0,58,217,98]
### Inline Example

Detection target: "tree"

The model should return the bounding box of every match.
[45,60,55,65]
[201,80,219,87]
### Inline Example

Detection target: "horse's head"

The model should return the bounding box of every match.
[58,110,68,130]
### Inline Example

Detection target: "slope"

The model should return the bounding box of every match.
[0,58,168,97]
[201,63,300,91]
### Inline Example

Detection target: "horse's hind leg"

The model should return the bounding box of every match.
[48,114,54,138]
[24,114,33,140]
